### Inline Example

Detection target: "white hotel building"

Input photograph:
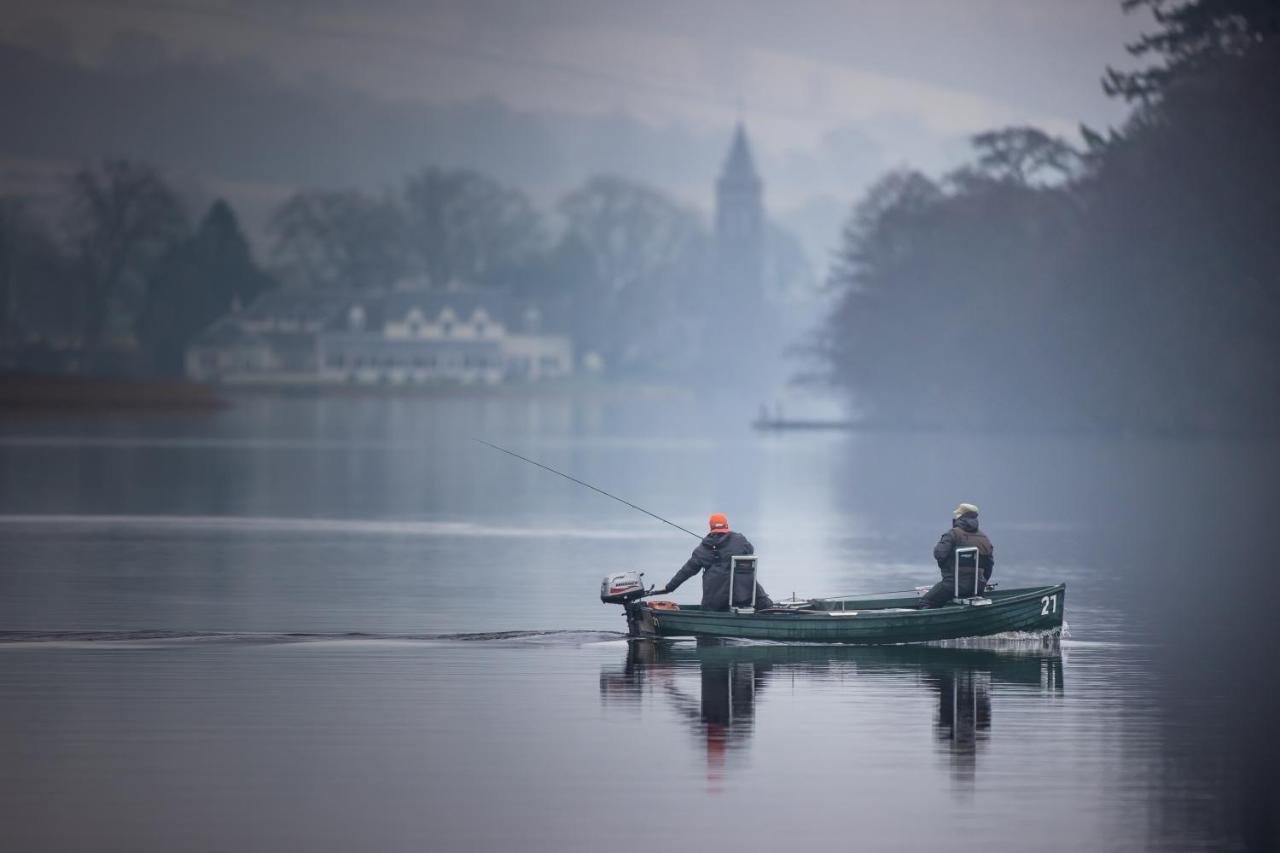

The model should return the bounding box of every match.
[187,288,572,386]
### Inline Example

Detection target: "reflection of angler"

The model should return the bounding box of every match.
[927,667,993,783]
[922,652,1064,784]
[697,658,761,784]
[605,640,766,791]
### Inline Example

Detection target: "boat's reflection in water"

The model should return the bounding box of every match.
[600,639,1064,789]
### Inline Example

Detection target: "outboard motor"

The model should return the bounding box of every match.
[601,571,648,635]
[600,571,646,604]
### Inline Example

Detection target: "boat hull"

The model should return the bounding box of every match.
[633,585,1065,644]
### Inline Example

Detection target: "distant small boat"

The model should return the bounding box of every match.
[751,416,858,431]
[611,584,1066,645]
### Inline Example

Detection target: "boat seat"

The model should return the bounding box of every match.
[730,555,759,613]
[953,546,984,600]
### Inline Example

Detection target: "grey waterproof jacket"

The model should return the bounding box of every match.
[665,530,773,611]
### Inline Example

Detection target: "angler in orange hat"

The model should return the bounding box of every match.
[651,513,773,611]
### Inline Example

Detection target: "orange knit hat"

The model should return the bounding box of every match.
[708,513,730,533]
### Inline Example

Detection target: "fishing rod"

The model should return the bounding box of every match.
[473,438,701,540]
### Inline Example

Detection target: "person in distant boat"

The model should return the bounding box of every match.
[921,503,994,608]
[651,513,774,611]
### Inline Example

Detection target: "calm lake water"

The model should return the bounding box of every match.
[1,393,1276,852]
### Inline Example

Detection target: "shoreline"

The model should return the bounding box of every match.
[0,373,227,413]
[0,372,696,414]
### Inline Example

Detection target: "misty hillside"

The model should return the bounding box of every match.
[5,42,864,259]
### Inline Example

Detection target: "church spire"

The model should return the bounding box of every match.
[714,122,764,307]
[720,122,759,185]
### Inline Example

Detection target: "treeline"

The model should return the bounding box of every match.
[817,0,1280,435]
[262,169,807,374]
[0,163,270,375]
[1,164,804,377]
[264,171,731,375]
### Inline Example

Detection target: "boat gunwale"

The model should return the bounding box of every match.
[641,583,1065,623]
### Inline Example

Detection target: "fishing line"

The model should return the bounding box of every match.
[473,439,701,540]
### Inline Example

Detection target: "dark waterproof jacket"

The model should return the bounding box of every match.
[666,530,773,611]
[933,516,994,592]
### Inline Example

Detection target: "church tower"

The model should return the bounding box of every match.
[714,123,764,305]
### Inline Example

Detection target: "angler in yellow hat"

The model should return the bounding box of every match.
[920,503,995,608]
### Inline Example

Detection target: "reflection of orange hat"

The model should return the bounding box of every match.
[708,513,730,533]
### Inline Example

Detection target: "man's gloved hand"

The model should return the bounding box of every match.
[648,586,668,596]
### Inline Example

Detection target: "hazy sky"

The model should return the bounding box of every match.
[8,0,1148,154]
[0,0,1157,262]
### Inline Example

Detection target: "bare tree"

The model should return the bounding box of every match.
[558,175,705,298]
[970,127,1081,186]
[967,126,1080,185]
[402,168,544,288]
[269,190,405,290]
[66,160,188,357]
[556,176,709,369]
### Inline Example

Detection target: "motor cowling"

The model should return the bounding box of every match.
[600,571,646,604]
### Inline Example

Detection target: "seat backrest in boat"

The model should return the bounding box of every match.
[954,547,982,598]
[730,555,758,611]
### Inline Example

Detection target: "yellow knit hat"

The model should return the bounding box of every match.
[953,503,980,519]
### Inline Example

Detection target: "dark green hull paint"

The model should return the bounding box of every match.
[635,585,1065,644]
[626,638,1064,692]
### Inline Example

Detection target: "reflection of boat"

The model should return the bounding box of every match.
[616,585,1066,644]
[630,638,1063,682]
[599,639,1064,788]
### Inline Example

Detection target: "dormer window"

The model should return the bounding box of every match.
[437,307,458,337]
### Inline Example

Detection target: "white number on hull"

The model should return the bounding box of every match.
[1040,595,1058,616]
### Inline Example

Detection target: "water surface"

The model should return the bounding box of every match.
[0,394,1274,851]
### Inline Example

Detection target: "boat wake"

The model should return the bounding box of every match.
[0,629,628,647]
[0,623,1070,650]
[925,628,1064,649]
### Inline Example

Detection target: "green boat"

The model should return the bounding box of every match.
[602,573,1065,645]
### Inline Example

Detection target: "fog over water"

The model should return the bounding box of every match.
[1,395,1275,851]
